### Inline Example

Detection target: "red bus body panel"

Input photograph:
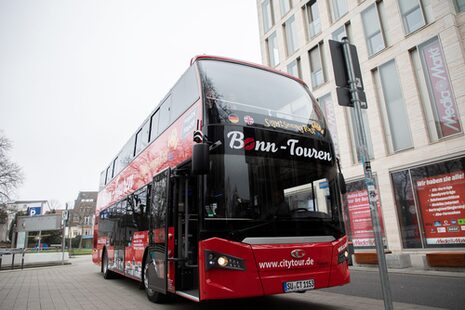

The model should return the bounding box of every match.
[198,236,349,300]
[92,101,202,266]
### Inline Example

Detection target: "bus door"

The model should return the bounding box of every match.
[173,165,199,298]
[146,168,171,295]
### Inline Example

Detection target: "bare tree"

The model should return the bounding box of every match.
[0,133,24,203]
[47,199,62,213]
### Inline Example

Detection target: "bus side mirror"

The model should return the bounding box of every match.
[338,173,347,195]
[192,143,210,175]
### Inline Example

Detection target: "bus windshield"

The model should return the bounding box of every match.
[198,60,325,130]
[205,154,344,240]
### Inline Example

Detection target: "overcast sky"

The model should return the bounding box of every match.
[0,0,261,209]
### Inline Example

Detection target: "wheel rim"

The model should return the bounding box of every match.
[103,252,108,273]
[144,263,154,294]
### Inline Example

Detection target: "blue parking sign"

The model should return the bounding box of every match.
[28,206,42,216]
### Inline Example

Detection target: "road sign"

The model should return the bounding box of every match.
[329,39,367,109]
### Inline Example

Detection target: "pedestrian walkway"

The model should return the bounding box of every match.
[0,255,449,310]
[350,265,465,279]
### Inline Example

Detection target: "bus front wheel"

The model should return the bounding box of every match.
[143,255,168,303]
[102,250,116,279]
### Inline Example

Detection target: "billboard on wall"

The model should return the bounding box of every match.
[419,37,461,138]
[16,215,61,232]
[415,171,465,245]
[346,189,385,247]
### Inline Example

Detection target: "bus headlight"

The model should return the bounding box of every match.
[217,256,229,267]
[205,250,245,271]
[338,249,349,264]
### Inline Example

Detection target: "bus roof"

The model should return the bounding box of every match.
[190,55,307,87]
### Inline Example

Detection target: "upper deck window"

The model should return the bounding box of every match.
[198,60,324,132]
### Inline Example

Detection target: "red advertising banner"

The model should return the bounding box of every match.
[347,189,385,247]
[420,38,461,137]
[96,102,201,212]
[415,171,465,245]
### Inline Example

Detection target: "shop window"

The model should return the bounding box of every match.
[345,178,386,249]
[391,170,422,248]
[391,157,465,248]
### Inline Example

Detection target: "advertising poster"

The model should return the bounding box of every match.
[347,189,385,247]
[415,171,465,245]
[420,37,461,137]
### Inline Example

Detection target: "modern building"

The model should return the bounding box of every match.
[0,200,48,243]
[257,0,465,267]
[69,191,97,248]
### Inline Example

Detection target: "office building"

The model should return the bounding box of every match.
[257,0,465,267]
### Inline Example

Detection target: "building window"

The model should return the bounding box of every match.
[279,0,291,16]
[411,37,462,141]
[332,24,347,42]
[397,0,425,34]
[391,156,465,249]
[318,93,339,155]
[309,44,325,88]
[456,0,465,12]
[331,0,348,21]
[377,60,413,152]
[287,58,302,79]
[266,32,280,67]
[262,0,275,33]
[283,15,299,55]
[361,3,385,56]
[304,0,321,39]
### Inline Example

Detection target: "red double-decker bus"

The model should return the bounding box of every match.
[93,55,350,303]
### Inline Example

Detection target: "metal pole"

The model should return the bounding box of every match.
[67,204,72,257]
[61,203,67,264]
[342,37,393,310]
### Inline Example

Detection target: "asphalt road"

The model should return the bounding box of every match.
[324,268,465,310]
[0,255,455,310]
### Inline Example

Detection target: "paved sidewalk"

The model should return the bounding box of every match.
[0,255,451,310]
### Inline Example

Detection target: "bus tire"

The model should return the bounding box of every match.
[143,254,168,303]
[102,249,116,279]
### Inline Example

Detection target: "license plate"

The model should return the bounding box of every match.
[283,279,315,293]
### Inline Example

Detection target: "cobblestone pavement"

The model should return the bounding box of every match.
[0,255,447,310]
